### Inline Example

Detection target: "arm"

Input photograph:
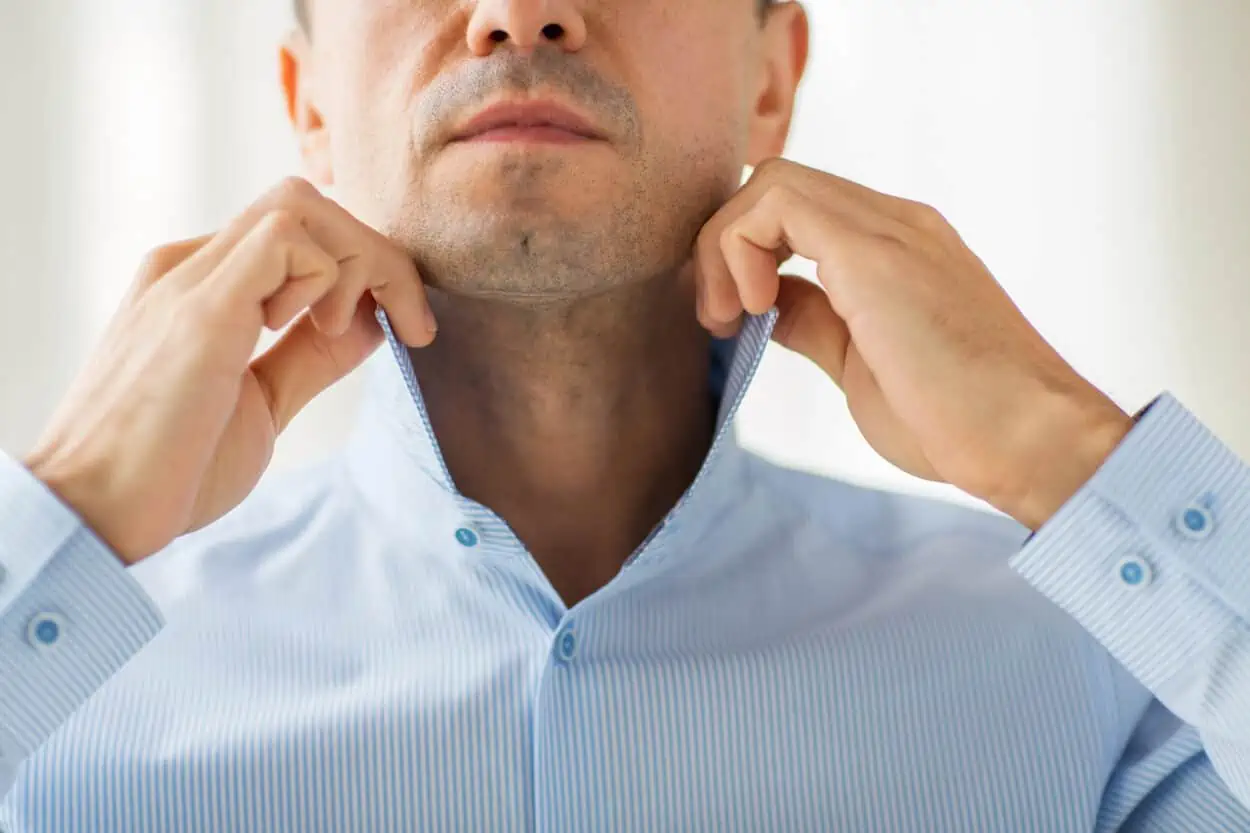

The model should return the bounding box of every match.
[1013,393,1250,819]
[0,453,162,798]
[684,159,1250,823]
[0,178,435,807]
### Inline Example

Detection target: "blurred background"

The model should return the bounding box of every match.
[2,1,1249,511]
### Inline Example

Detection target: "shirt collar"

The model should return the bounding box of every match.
[344,304,778,569]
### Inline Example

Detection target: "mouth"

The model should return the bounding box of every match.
[449,99,608,145]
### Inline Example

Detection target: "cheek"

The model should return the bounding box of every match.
[638,71,751,194]
[318,11,435,209]
[617,13,755,165]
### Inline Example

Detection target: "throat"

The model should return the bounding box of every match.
[407,274,716,607]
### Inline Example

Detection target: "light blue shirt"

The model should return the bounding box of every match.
[1,308,1249,832]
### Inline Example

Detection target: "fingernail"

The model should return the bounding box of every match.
[424,305,438,333]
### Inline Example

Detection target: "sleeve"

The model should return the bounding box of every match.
[0,452,164,798]
[1009,392,1250,816]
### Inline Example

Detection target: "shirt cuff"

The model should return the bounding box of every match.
[1010,392,1250,717]
[0,452,164,773]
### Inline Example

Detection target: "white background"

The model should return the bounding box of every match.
[2,1,1248,510]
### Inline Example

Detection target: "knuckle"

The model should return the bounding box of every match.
[310,251,341,288]
[753,184,802,224]
[869,233,912,267]
[354,248,380,280]
[762,183,799,210]
[752,156,788,180]
[136,243,180,279]
[257,208,302,241]
[695,222,721,258]
[907,200,946,230]
[269,175,318,206]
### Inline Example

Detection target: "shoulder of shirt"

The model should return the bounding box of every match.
[738,448,1030,561]
[128,453,354,613]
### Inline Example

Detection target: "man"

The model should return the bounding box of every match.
[0,0,1247,830]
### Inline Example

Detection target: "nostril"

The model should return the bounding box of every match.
[541,23,565,40]
[489,30,508,43]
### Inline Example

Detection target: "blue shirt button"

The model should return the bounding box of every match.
[1115,556,1152,589]
[1177,504,1214,540]
[26,612,65,649]
[555,627,577,662]
[454,527,479,547]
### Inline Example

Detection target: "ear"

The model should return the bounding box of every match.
[745,3,810,166]
[280,29,334,187]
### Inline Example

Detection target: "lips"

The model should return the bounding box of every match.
[450,100,607,143]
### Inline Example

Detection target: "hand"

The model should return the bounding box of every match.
[694,159,1133,530]
[23,178,436,564]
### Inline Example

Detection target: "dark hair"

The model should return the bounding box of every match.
[294,1,775,34]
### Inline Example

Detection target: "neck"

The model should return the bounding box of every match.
[407,268,714,606]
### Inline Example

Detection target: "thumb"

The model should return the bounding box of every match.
[250,293,384,434]
[771,274,852,386]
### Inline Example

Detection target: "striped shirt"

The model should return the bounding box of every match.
[1,308,1249,831]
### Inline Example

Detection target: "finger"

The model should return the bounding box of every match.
[753,158,914,232]
[724,184,879,313]
[694,213,746,334]
[692,254,743,338]
[175,178,435,345]
[771,274,851,386]
[250,294,384,435]
[370,267,437,346]
[721,217,781,317]
[262,250,342,332]
[313,253,435,347]
[174,178,332,278]
[126,234,216,301]
[695,166,865,333]
[209,210,338,317]
[298,198,435,345]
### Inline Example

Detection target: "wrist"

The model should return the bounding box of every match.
[992,389,1133,531]
[22,448,146,565]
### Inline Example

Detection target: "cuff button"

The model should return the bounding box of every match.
[26,612,66,650]
[1116,556,1153,590]
[1176,504,1215,541]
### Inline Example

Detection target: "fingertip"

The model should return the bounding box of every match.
[705,288,745,329]
[742,296,775,317]
[708,315,743,339]
[391,310,437,349]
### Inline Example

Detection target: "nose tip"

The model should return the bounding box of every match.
[467,2,588,56]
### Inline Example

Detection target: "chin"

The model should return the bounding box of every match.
[414,212,636,300]
[380,150,724,301]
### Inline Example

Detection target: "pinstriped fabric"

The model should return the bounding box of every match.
[0,523,163,787]
[1012,393,1250,814]
[1,314,1249,830]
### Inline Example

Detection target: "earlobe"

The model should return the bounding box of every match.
[280,34,335,187]
[299,129,335,188]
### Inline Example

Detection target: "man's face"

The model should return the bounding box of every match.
[289,1,799,301]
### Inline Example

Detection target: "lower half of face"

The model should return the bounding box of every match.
[334,106,745,303]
